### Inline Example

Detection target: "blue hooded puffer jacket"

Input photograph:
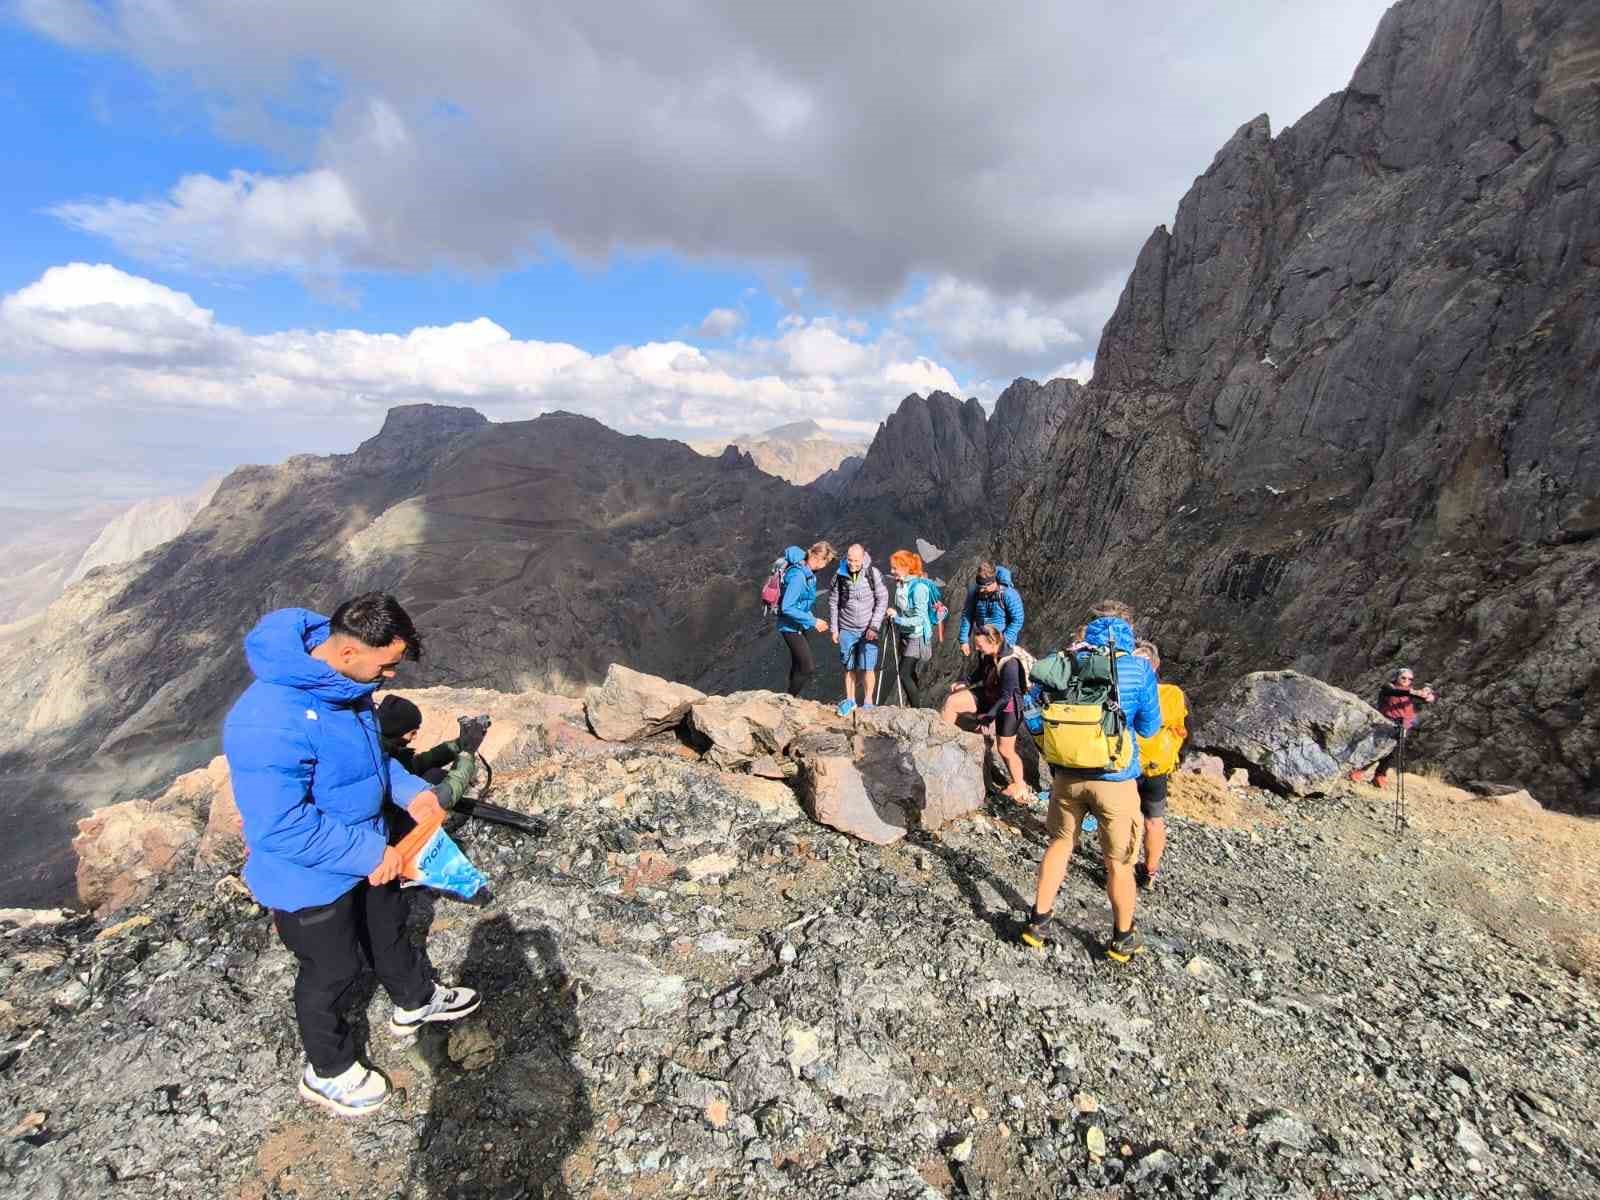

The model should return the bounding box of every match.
[1077,615,1162,783]
[775,546,819,635]
[959,564,1025,646]
[222,608,431,912]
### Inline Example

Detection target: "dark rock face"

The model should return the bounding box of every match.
[840,379,1079,544]
[1191,671,1397,796]
[1003,0,1600,809]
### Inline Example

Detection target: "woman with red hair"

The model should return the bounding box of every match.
[887,549,936,707]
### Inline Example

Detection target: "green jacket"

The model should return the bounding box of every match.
[381,736,477,809]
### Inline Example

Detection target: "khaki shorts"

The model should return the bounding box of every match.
[1046,774,1143,865]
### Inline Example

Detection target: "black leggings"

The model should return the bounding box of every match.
[782,631,814,697]
[898,650,926,708]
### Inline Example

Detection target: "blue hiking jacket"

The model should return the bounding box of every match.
[958,565,1025,646]
[1076,615,1162,783]
[775,546,819,634]
[222,608,431,912]
[892,577,936,642]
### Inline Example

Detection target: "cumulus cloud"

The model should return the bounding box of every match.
[696,307,744,338]
[0,264,968,504]
[26,0,1395,331]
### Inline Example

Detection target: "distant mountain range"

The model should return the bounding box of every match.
[691,418,869,485]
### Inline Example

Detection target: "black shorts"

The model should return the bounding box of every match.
[1138,772,1169,819]
[993,708,1021,738]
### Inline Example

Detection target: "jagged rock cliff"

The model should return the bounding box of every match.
[1004,0,1600,810]
[841,378,1081,544]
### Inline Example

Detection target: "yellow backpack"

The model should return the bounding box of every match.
[1038,645,1134,772]
[1137,682,1189,777]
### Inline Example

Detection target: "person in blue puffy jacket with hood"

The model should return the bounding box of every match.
[223,593,481,1118]
[958,561,1024,655]
[1020,601,1161,963]
[774,541,835,697]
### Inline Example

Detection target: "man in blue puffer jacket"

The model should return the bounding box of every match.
[958,562,1025,656]
[223,593,481,1118]
[1021,601,1161,963]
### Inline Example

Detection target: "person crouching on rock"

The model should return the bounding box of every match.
[829,542,889,717]
[1350,666,1435,789]
[886,549,935,708]
[376,695,483,820]
[775,542,835,698]
[1132,640,1187,890]
[941,623,1032,804]
[223,593,482,1119]
[1022,602,1161,962]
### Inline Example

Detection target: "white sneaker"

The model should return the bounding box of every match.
[298,1062,390,1117]
[389,983,481,1038]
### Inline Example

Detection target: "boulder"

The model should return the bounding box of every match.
[190,759,245,869]
[791,731,909,846]
[1181,753,1227,782]
[585,666,705,742]
[851,707,989,829]
[789,710,987,844]
[1192,671,1397,796]
[685,692,840,769]
[1467,781,1543,814]
[73,800,201,917]
[389,685,609,767]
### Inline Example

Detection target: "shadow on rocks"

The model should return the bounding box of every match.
[407,913,592,1200]
[908,829,1030,938]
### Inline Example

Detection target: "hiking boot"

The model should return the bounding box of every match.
[836,699,856,717]
[1346,769,1366,784]
[389,984,481,1038]
[298,1062,390,1117]
[1372,774,1389,790]
[1104,926,1146,963]
[1018,911,1054,950]
[1135,863,1157,890]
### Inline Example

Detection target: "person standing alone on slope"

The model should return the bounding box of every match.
[1351,666,1435,789]
[223,593,481,1118]
[774,542,835,698]
[829,543,889,717]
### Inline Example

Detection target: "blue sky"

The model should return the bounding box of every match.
[0,1,1394,507]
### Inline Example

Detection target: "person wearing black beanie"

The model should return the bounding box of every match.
[376,695,478,808]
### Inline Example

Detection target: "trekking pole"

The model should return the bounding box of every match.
[1390,721,1405,835]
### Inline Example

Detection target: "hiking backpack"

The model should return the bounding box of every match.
[760,558,788,615]
[908,576,946,642]
[1032,645,1133,772]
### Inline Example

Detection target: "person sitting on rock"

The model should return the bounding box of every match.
[941,623,1032,804]
[886,549,936,708]
[222,593,482,1119]
[375,695,482,811]
[1132,640,1187,890]
[1350,666,1435,789]
[1022,601,1161,962]
[957,562,1024,658]
[828,543,889,716]
[775,542,835,698]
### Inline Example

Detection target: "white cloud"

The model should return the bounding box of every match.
[0,264,974,503]
[27,0,1397,337]
[696,307,744,338]
[51,169,368,274]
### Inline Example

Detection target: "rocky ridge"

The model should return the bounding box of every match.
[692,420,870,487]
[4,673,1598,1199]
[1001,0,1600,811]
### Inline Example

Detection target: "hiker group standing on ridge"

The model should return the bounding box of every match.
[770,541,1199,962]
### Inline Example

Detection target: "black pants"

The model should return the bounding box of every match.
[1373,724,1411,779]
[273,881,434,1076]
[782,631,814,697]
[897,643,926,708]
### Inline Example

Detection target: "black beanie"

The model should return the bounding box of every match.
[377,695,423,739]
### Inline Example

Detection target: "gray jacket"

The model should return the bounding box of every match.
[828,554,889,634]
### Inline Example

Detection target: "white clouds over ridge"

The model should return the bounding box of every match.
[27,1,1395,334]
[0,263,962,502]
